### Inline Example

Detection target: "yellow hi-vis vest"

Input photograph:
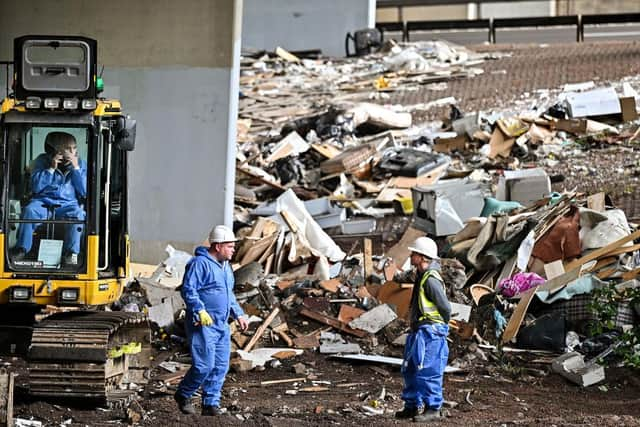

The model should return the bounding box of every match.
[417,269,446,324]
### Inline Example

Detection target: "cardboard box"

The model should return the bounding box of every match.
[434,135,466,153]
[619,96,638,122]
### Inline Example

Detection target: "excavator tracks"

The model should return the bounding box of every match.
[28,311,150,399]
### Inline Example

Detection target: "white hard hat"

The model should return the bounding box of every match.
[209,225,237,244]
[408,236,439,259]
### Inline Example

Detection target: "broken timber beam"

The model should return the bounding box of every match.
[244,307,281,352]
[272,323,294,347]
[299,308,367,338]
[363,238,373,285]
[565,229,640,272]
[260,377,306,386]
[502,267,581,344]
[0,368,14,427]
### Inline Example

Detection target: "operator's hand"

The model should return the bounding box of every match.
[198,309,213,327]
[50,153,64,169]
[63,149,79,169]
[237,316,249,332]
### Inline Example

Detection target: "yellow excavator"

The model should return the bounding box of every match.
[0,35,149,399]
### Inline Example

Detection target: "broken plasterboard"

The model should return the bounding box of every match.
[551,352,605,387]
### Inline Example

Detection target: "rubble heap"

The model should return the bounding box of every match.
[117,41,640,418]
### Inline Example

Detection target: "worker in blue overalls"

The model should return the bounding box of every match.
[175,225,248,416]
[395,236,451,422]
[13,131,86,265]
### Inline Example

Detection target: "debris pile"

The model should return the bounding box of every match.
[112,44,640,419]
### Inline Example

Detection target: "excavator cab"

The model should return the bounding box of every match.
[0,36,147,400]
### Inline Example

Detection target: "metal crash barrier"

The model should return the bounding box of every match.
[375,13,640,45]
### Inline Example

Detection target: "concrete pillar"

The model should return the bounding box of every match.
[242,0,375,57]
[0,0,242,263]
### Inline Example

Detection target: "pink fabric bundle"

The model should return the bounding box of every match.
[497,272,545,298]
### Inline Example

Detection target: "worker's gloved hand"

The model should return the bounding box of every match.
[198,309,213,327]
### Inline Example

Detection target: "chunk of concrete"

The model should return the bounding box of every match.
[348,304,398,334]
[551,352,605,387]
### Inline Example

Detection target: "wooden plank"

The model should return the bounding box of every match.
[386,163,448,189]
[386,226,425,266]
[596,266,619,280]
[299,308,368,338]
[239,234,278,266]
[260,377,306,386]
[280,210,299,234]
[0,368,14,427]
[319,278,341,293]
[275,47,301,63]
[244,307,281,352]
[293,334,320,349]
[587,256,617,272]
[337,305,366,324]
[311,143,342,159]
[565,229,640,272]
[276,330,294,347]
[375,186,411,203]
[363,238,373,285]
[501,268,580,344]
[153,369,188,384]
[497,256,517,285]
[598,243,640,258]
[501,288,536,344]
[622,267,640,281]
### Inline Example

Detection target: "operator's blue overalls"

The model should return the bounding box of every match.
[177,246,245,408]
[16,153,86,254]
[401,266,450,412]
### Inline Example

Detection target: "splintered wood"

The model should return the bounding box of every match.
[244,307,281,352]
[0,368,14,427]
[299,308,367,338]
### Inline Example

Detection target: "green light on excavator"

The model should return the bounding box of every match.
[96,77,104,93]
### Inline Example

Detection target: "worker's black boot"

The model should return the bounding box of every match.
[174,391,196,415]
[413,408,441,422]
[202,405,223,416]
[395,406,421,419]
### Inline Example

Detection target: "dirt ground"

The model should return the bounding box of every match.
[9,345,640,427]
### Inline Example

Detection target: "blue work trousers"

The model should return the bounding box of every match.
[17,201,85,254]
[401,323,449,410]
[177,318,231,407]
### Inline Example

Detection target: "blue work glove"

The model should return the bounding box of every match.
[494,309,507,339]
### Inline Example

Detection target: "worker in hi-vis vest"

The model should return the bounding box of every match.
[395,237,451,423]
